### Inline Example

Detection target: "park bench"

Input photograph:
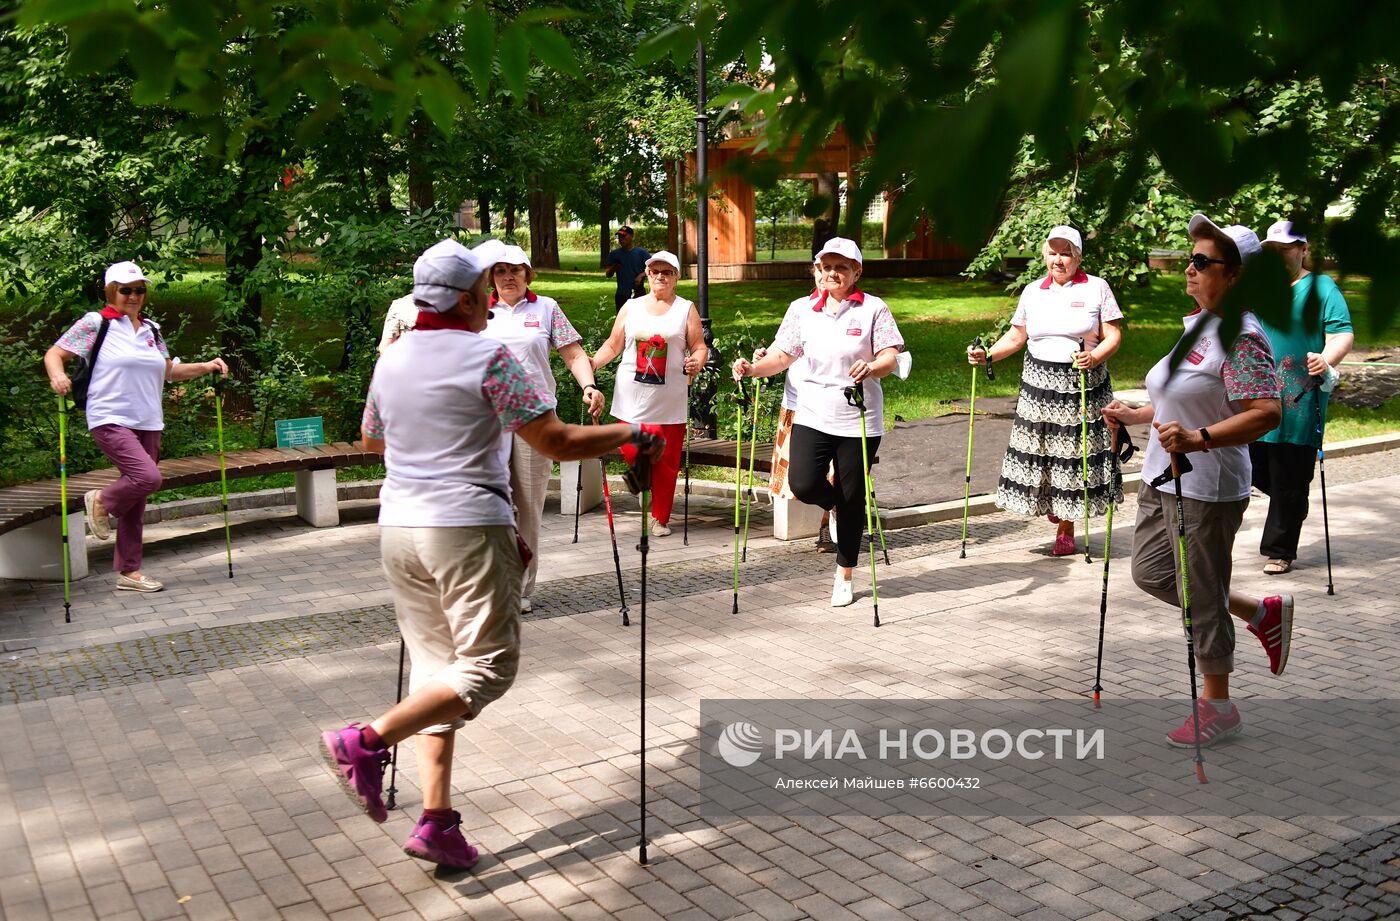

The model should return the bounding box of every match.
[0,442,383,581]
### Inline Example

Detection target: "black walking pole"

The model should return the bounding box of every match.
[683,377,692,545]
[595,418,631,626]
[56,394,73,624]
[730,381,748,615]
[1151,453,1208,784]
[384,638,407,809]
[1092,429,1135,707]
[572,457,583,544]
[1294,379,1335,595]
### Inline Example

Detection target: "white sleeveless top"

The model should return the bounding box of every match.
[609,295,692,424]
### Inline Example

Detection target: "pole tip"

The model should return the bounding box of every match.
[1092,691,1101,706]
[622,613,631,627]
[1195,763,1209,784]
[959,548,967,559]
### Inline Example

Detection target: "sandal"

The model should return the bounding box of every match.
[1263,559,1292,575]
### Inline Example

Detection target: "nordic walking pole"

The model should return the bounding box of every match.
[845,383,881,628]
[636,451,652,865]
[1296,380,1335,595]
[572,449,583,546]
[1078,339,1092,564]
[1092,427,1129,707]
[1166,452,1208,784]
[740,379,763,563]
[56,394,72,624]
[959,337,982,559]
[868,460,890,565]
[683,376,691,546]
[731,381,747,615]
[214,377,233,579]
[595,417,631,626]
[384,638,407,809]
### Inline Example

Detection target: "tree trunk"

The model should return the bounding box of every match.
[599,180,613,268]
[504,190,518,236]
[813,171,841,252]
[478,196,492,234]
[220,125,282,389]
[407,114,434,212]
[528,186,560,269]
[373,161,393,214]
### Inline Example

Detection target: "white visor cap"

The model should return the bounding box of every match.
[813,236,863,265]
[1188,213,1262,265]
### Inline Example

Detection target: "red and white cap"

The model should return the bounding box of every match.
[646,250,681,272]
[814,236,863,265]
[1263,220,1307,245]
[1188,213,1262,265]
[1046,225,1082,251]
[104,261,149,286]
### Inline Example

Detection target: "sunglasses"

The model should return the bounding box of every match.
[1184,254,1228,271]
[118,286,148,296]
[647,267,677,276]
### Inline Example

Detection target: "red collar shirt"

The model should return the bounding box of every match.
[772,289,905,437]
[1012,271,1123,363]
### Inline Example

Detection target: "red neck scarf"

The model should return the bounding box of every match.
[412,310,474,332]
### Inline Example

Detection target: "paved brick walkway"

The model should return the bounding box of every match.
[2,449,1399,921]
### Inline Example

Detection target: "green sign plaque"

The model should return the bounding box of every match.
[275,416,326,448]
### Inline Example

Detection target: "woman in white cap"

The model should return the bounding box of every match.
[320,239,661,872]
[731,237,906,606]
[591,250,707,536]
[969,225,1124,556]
[43,262,229,593]
[483,244,604,612]
[1102,214,1289,747]
[1251,220,1354,575]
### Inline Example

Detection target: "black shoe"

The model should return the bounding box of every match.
[815,524,837,553]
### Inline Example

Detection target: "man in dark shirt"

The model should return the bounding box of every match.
[605,226,651,310]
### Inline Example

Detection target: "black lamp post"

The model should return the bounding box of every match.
[692,39,720,437]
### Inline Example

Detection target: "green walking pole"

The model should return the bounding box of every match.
[730,381,748,615]
[1077,339,1093,563]
[214,377,233,578]
[867,462,890,565]
[57,394,73,624]
[844,383,881,628]
[740,379,763,563]
[960,336,995,558]
[1091,428,1135,707]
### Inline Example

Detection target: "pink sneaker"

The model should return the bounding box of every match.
[1247,594,1294,676]
[1165,700,1242,748]
[404,811,480,870]
[1051,533,1076,556]
[320,724,391,822]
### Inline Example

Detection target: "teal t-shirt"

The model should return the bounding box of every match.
[1258,272,1353,447]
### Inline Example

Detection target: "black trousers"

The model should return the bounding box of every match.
[1250,441,1318,561]
[788,424,881,568]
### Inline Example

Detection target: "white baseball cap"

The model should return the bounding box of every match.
[412,239,486,313]
[646,250,681,272]
[813,236,863,265]
[495,244,531,268]
[1046,225,1083,251]
[104,261,149,286]
[1263,220,1307,245]
[1188,213,1262,265]
[471,238,509,269]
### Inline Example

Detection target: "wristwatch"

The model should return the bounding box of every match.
[583,383,601,397]
[1199,427,1213,452]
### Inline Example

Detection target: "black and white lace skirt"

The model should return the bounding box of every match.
[995,354,1123,520]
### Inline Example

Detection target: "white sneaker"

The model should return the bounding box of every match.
[830,573,854,607]
[650,518,671,537]
[519,597,532,614]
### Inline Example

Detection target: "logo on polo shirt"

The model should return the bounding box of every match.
[846,325,863,337]
[524,318,540,328]
[1071,301,1085,309]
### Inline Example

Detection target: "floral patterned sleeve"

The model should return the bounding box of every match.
[1222,332,1279,401]
[149,322,171,359]
[871,304,904,353]
[773,308,804,359]
[549,301,583,349]
[483,346,555,433]
[1098,278,1124,322]
[361,390,385,439]
[55,313,103,357]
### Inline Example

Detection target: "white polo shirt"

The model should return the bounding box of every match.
[482,289,582,404]
[774,296,810,412]
[773,289,905,437]
[1012,272,1123,363]
[1142,310,1279,502]
[363,326,554,528]
[56,310,171,431]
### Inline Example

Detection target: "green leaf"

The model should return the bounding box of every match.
[636,23,693,67]
[527,26,581,78]
[418,72,463,136]
[461,6,496,97]
[512,7,584,25]
[497,25,529,99]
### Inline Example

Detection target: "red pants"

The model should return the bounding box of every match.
[617,421,686,525]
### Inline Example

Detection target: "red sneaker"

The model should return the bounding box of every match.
[1052,533,1076,556]
[1166,700,1241,748]
[1247,594,1294,676]
[320,724,391,822]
